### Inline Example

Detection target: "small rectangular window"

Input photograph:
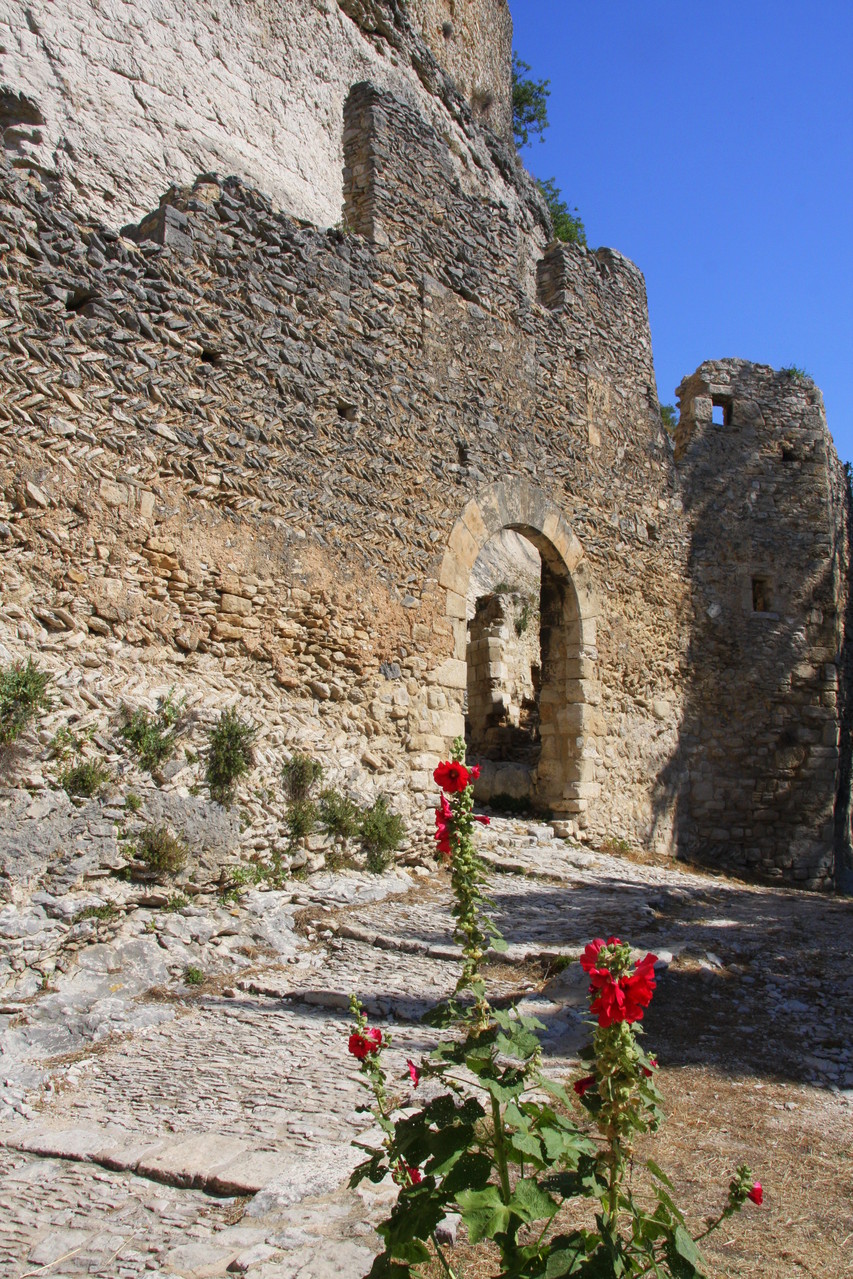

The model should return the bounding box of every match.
[712,396,733,426]
[752,577,772,612]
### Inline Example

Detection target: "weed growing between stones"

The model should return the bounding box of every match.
[59,757,111,798]
[319,787,362,842]
[184,965,204,986]
[282,752,324,802]
[360,796,406,873]
[0,657,52,746]
[73,903,119,924]
[129,824,188,881]
[120,689,185,772]
[206,708,256,806]
[347,739,761,1278]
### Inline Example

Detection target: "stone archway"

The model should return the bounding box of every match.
[435,480,601,822]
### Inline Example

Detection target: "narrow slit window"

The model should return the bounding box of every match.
[712,396,733,426]
[752,577,772,612]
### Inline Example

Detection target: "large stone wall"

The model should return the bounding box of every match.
[0,2,850,887]
[0,0,519,231]
[0,74,690,850]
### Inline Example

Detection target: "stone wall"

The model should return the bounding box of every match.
[0,0,521,231]
[670,360,851,888]
[0,71,689,849]
[0,14,850,885]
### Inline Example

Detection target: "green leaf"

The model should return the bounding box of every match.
[509,1177,559,1224]
[507,1129,545,1165]
[490,934,509,953]
[456,1185,511,1243]
[440,1150,492,1195]
[365,1253,411,1279]
[388,1239,431,1265]
[539,1078,573,1107]
[673,1225,704,1267]
[646,1158,675,1189]
[544,1232,601,1277]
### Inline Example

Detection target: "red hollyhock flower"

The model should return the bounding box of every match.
[474,813,490,825]
[747,1182,763,1205]
[620,953,658,1021]
[407,1059,420,1087]
[435,834,451,858]
[348,1027,382,1060]
[642,1056,658,1077]
[580,938,606,974]
[589,973,630,1027]
[469,764,481,780]
[573,1074,596,1096]
[407,1166,423,1185]
[433,761,471,793]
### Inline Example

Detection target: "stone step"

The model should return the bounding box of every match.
[0,1123,286,1197]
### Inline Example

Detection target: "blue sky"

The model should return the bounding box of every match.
[509,0,853,460]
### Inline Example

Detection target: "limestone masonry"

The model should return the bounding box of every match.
[0,0,850,890]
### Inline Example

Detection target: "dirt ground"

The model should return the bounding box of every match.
[417,848,853,1279]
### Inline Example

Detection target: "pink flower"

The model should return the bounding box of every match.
[747,1182,763,1205]
[474,814,490,825]
[573,1074,596,1096]
[406,1059,420,1087]
[348,1027,382,1060]
[434,761,471,793]
[469,765,481,780]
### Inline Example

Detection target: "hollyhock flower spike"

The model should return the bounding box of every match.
[348,1027,382,1060]
[747,1182,763,1205]
[433,760,471,793]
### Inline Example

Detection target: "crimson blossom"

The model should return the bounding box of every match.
[348,1027,382,1060]
[433,760,471,793]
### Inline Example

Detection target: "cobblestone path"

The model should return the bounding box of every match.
[1,820,852,1277]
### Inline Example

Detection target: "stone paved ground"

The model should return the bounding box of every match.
[1,818,852,1277]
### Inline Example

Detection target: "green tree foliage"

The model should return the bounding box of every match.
[537,177,587,245]
[511,52,550,148]
[660,404,678,435]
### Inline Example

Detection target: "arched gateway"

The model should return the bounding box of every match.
[435,481,601,823]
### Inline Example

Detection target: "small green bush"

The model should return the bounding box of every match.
[73,903,119,924]
[0,658,52,746]
[319,787,361,841]
[60,758,111,798]
[360,796,405,873]
[165,893,189,911]
[206,708,256,806]
[125,791,142,813]
[282,752,323,803]
[184,965,204,986]
[286,799,318,846]
[134,824,188,879]
[781,364,809,380]
[120,689,185,773]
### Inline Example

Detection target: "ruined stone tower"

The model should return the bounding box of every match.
[0,0,849,888]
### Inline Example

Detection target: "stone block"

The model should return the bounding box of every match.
[434,657,467,689]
